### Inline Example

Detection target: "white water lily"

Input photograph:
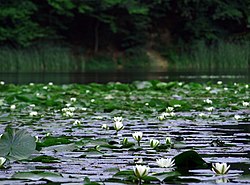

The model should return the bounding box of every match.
[150,139,160,149]
[166,107,174,112]
[29,111,38,117]
[234,115,241,120]
[217,81,222,85]
[0,157,6,166]
[133,165,150,179]
[245,84,249,88]
[101,124,109,130]
[224,87,228,91]
[113,121,124,133]
[158,114,165,121]
[203,98,213,104]
[48,82,53,86]
[156,158,175,168]
[73,120,81,125]
[63,111,74,117]
[70,97,76,102]
[29,104,36,108]
[10,104,16,111]
[212,162,230,175]
[113,117,123,122]
[43,86,48,90]
[29,82,34,86]
[0,81,5,85]
[205,107,214,112]
[132,131,143,146]
[205,86,211,91]
[174,104,181,108]
[199,113,208,118]
[242,101,249,107]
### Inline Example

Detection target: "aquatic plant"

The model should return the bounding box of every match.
[132,131,143,146]
[212,163,230,175]
[156,158,175,168]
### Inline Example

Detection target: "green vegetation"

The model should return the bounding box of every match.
[0,0,249,72]
[167,41,250,72]
[0,81,249,184]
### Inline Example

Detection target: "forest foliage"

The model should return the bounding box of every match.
[0,0,249,52]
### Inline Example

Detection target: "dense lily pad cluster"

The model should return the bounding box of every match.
[0,81,249,184]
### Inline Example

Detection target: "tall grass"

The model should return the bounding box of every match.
[168,41,250,72]
[0,45,84,73]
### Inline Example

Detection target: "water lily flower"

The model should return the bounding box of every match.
[29,104,36,108]
[113,117,123,122]
[224,87,228,91]
[234,115,241,120]
[63,111,74,117]
[150,139,160,149]
[205,107,214,112]
[113,121,124,134]
[101,124,109,130]
[205,86,211,91]
[166,137,172,145]
[145,102,149,106]
[0,81,5,85]
[156,158,175,168]
[29,111,38,117]
[166,107,174,112]
[29,82,34,86]
[158,114,165,121]
[10,104,16,111]
[199,113,208,118]
[242,101,249,107]
[132,131,143,146]
[212,162,230,175]
[0,157,6,167]
[133,165,150,179]
[245,85,249,88]
[174,104,181,108]
[73,120,81,125]
[48,82,53,85]
[90,99,95,103]
[217,81,222,85]
[43,86,48,90]
[204,98,213,104]
[70,97,76,102]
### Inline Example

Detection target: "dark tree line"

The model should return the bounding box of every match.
[0,0,249,52]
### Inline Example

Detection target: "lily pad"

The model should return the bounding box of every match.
[0,126,36,160]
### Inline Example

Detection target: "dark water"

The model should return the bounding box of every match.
[0,70,249,84]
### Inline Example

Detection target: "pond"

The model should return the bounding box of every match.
[0,70,249,84]
[0,80,249,184]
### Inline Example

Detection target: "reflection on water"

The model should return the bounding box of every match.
[0,71,249,84]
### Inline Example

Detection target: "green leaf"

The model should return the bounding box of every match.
[173,150,208,170]
[12,171,63,181]
[83,177,101,185]
[0,126,36,160]
[152,171,180,182]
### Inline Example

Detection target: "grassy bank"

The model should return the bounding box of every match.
[0,41,249,73]
[166,41,250,72]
